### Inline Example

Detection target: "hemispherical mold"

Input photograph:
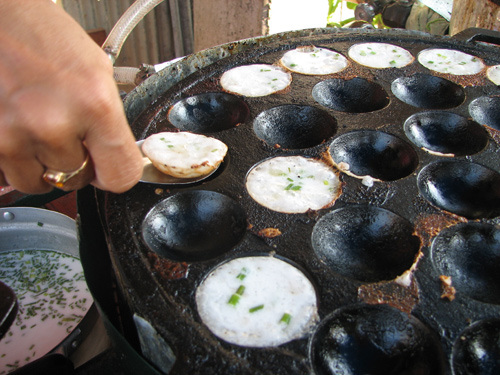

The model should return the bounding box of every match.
[404,111,488,156]
[312,78,389,113]
[469,96,500,132]
[309,303,446,375]
[452,318,500,375]
[431,222,500,304]
[311,205,420,282]
[328,130,419,181]
[392,74,465,109]
[253,105,337,149]
[417,160,500,219]
[141,191,247,262]
[168,92,250,133]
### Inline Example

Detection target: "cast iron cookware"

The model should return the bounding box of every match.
[92,28,500,374]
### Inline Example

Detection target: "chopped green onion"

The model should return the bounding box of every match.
[249,304,264,313]
[280,313,292,325]
[236,268,248,280]
[228,285,245,306]
[228,294,240,306]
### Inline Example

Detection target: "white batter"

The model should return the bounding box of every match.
[245,156,340,214]
[220,64,292,97]
[280,46,348,75]
[348,42,414,69]
[196,256,319,347]
[418,48,484,75]
[142,132,228,178]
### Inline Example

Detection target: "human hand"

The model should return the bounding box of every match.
[0,0,143,194]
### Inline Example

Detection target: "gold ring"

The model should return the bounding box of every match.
[42,154,90,189]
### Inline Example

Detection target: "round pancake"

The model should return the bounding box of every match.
[195,256,319,348]
[141,132,228,178]
[348,42,414,69]
[418,48,485,75]
[280,46,348,75]
[245,156,340,214]
[487,64,500,85]
[220,64,292,97]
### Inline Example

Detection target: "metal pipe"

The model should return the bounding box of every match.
[102,0,165,64]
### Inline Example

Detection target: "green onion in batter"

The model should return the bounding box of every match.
[249,304,264,313]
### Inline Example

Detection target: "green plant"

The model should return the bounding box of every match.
[327,0,356,28]
[327,0,390,29]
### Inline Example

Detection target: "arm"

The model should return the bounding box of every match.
[0,0,143,194]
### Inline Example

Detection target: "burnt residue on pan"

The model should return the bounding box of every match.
[96,29,500,375]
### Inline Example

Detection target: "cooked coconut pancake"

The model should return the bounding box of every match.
[348,42,413,69]
[280,46,348,75]
[245,156,340,214]
[487,65,500,85]
[196,256,319,347]
[141,132,228,178]
[220,64,292,97]
[418,48,484,75]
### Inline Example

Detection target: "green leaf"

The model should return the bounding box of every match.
[346,1,357,10]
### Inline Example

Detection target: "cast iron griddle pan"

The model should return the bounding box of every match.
[95,28,500,374]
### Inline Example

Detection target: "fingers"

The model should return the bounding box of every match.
[0,68,143,194]
[42,155,95,192]
[1,76,143,194]
[74,73,144,193]
[0,157,51,194]
[0,2,143,195]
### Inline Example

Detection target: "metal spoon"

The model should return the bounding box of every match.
[136,140,219,185]
[0,280,17,340]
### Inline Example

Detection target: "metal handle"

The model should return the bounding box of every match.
[452,27,500,46]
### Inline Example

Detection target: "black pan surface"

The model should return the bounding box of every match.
[94,28,500,375]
